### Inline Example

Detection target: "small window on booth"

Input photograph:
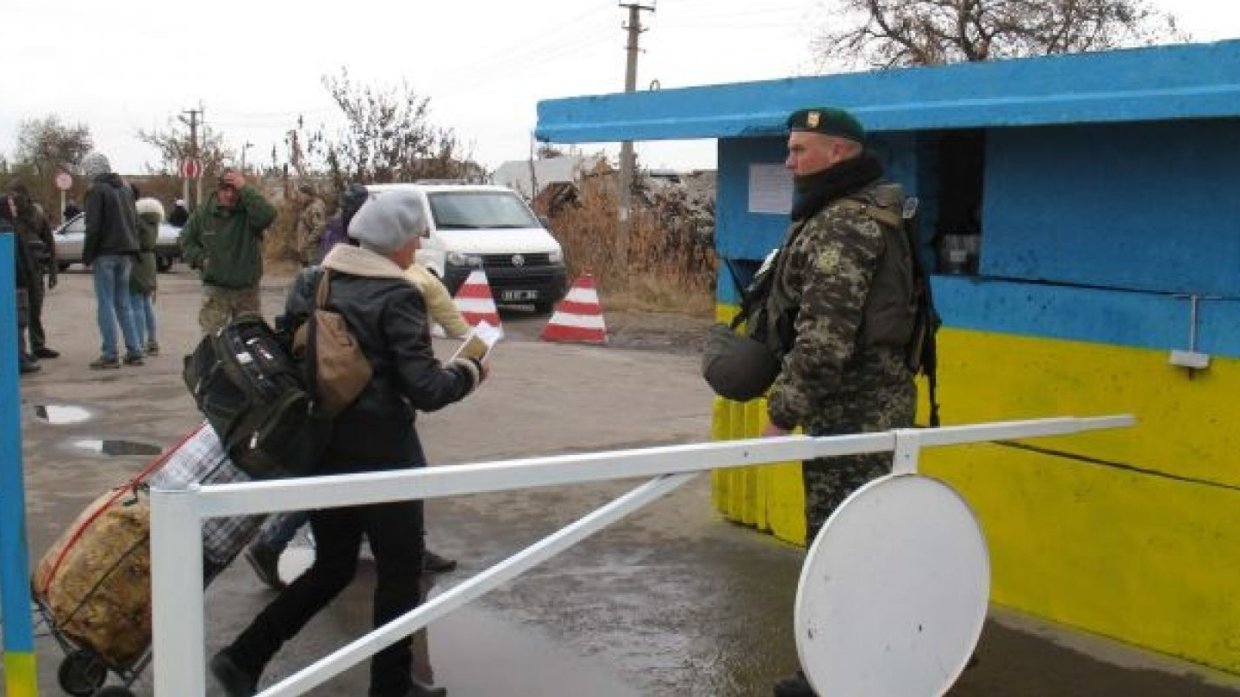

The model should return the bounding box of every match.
[932,129,985,275]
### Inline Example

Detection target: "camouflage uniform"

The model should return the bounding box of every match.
[295,196,327,266]
[765,181,917,543]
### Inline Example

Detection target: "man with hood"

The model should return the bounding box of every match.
[761,107,917,697]
[179,169,277,333]
[81,151,145,369]
[131,195,165,355]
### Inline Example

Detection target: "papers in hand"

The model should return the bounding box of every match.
[450,320,501,364]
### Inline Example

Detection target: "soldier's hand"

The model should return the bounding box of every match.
[762,422,790,437]
[47,273,58,290]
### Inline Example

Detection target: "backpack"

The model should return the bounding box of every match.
[702,196,942,426]
[183,316,330,479]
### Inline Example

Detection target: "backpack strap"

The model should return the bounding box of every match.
[315,268,332,309]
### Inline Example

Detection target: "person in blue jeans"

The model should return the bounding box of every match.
[80,151,144,369]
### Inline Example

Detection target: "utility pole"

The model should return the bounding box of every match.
[178,105,202,208]
[618,1,654,264]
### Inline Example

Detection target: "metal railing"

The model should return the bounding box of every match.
[151,414,1134,696]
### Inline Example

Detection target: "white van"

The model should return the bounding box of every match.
[366,182,568,311]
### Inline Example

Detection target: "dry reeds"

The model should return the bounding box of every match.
[544,176,715,316]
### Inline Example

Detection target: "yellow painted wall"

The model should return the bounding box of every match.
[713,326,1240,673]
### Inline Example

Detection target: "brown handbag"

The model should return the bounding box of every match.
[298,270,373,417]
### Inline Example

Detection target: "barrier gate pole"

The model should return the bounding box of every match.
[0,231,39,696]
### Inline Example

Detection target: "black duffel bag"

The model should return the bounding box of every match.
[183,316,329,479]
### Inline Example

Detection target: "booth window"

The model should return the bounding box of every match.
[932,130,985,275]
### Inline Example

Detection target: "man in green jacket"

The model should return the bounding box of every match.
[179,170,277,333]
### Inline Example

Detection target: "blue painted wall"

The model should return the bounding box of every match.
[982,119,1240,296]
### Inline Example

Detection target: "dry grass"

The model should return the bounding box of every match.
[544,177,715,317]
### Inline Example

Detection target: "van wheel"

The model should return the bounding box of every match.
[58,262,71,272]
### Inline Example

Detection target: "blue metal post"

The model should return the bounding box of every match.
[0,229,38,695]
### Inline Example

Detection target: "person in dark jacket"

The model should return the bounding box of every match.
[210,189,487,697]
[10,183,59,359]
[81,151,144,369]
[168,198,190,227]
[1,193,40,375]
[179,169,277,333]
[130,196,164,355]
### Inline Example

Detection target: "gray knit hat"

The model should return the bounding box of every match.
[348,190,425,253]
[81,152,111,178]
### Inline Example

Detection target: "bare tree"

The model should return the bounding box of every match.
[307,68,480,193]
[813,0,1186,69]
[15,115,93,175]
[136,119,231,175]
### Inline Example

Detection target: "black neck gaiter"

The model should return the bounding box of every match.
[791,153,884,221]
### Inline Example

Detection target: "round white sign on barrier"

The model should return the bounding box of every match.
[794,474,989,697]
[54,172,72,191]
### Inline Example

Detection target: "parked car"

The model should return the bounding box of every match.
[366,182,568,312]
[52,213,182,272]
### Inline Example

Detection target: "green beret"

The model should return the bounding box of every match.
[786,107,865,143]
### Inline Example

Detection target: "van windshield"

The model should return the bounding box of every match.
[427,191,540,230]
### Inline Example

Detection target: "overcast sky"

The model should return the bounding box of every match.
[3,0,1237,176]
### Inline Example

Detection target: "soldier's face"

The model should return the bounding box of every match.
[786,132,848,176]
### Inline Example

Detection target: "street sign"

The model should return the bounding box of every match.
[179,159,204,179]
[53,172,72,191]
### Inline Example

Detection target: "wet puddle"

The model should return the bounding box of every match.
[72,439,162,457]
[33,404,92,424]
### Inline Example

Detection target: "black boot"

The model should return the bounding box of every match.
[773,669,816,697]
[210,650,259,697]
[422,548,457,574]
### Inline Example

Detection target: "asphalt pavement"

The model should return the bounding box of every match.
[8,267,1240,696]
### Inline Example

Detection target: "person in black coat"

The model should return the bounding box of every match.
[1,193,40,374]
[210,189,487,697]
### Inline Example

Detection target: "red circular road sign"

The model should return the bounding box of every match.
[54,172,73,191]
[179,159,204,179]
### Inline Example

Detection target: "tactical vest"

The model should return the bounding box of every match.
[762,181,916,356]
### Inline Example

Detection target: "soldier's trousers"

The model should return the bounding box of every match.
[199,284,261,334]
[802,381,916,543]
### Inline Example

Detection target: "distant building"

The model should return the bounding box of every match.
[491,154,608,199]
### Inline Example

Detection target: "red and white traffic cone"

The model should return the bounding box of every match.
[540,274,607,345]
[453,270,503,334]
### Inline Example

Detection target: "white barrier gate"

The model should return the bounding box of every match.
[151,415,1134,696]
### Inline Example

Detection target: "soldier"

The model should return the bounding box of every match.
[763,107,917,697]
[10,183,60,360]
[294,182,327,267]
[179,169,277,334]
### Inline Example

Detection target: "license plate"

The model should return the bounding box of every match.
[501,289,539,302]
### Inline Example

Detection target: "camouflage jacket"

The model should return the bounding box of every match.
[765,180,915,432]
[295,197,327,263]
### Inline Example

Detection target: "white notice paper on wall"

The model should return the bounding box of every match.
[749,163,793,215]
